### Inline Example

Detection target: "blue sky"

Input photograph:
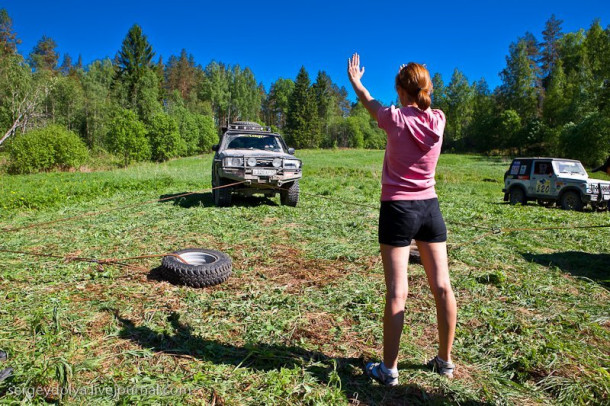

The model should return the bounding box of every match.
[4,0,609,104]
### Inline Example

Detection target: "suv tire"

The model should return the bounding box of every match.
[161,248,232,288]
[560,191,583,211]
[212,173,232,207]
[509,187,526,205]
[280,180,299,207]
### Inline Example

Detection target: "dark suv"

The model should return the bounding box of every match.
[211,122,302,207]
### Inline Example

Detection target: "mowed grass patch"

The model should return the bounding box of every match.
[0,150,608,405]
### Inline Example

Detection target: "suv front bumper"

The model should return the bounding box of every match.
[218,167,302,187]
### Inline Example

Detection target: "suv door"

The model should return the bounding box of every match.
[530,160,555,198]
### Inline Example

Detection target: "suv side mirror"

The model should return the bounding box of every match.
[288,148,295,155]
[212,144,219,152]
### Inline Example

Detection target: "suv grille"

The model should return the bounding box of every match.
[254,158,275,168]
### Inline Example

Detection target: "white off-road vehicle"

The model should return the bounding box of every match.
[211,122,302,207]
[503,157,610,211]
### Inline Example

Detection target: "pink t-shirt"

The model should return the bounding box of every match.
[377,105,445,201]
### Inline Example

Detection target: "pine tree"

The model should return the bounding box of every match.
[29,35,59,71]
[312,71,335,137]
[60,53,72,75]
[540,14,563,85]
[166,49,199,100]
[0,8,20,57]
[115,24,155,104]
[286,66,320,148]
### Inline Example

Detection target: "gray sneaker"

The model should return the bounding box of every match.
[427,356,455,378]
[365,362,399,386]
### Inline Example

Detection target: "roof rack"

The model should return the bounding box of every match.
[227,123,271,132]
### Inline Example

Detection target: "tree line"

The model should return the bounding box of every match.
[0,9,608,173]
[433,15,610,166]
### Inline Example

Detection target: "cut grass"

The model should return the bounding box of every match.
[0,150,609,405]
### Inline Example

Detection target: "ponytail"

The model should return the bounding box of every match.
[395,63,433,110]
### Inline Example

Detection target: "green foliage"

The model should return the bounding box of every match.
[194,113,217,152]
[105,108,150,166]
[560,112,610,166]
[286,66,321,148]
[115,24,154,103]
[48,74,84,131]
[263,78,294,128]
[28,35,58,71]
[147,113,184,162]
[0,8,20,56]
[444,69,474,149]
[499,39,539,119]
[7,124,88,173]
[79,58,115,148]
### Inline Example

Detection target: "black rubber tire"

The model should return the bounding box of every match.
[560,191,584,211]
[509,187,526,205]
[280,180,299,207]
[212,173,232,207]
[161,248,232,288]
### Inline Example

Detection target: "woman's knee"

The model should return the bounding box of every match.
[432,283,453,300]
[386,288,408,303]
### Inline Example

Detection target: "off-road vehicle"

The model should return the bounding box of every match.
[503,157,610,211]
[211,122,302,207]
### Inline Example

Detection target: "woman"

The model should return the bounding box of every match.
[347,53,457,385]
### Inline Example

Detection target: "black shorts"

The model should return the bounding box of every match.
[378,198,447,247]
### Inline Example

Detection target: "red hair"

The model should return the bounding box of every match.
[395,63,433,110]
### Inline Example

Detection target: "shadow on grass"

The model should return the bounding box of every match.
[523,251,610,290]
[159,192,278,208]
[110,311,490,405]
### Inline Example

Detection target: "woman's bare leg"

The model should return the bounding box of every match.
[416,241,456,362]
[380,243,410,370]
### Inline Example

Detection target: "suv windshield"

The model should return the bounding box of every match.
[225,134,284,152]
[552,160,587,176]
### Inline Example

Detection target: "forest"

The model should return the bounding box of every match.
[0,10,608,173]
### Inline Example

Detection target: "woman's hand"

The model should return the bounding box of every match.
[347,53,365,83]
[346,52,382,120]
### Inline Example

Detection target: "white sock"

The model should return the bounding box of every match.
[437,356,451,364]
[380,362,398,375]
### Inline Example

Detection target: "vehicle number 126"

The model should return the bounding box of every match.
[536,182,550,194]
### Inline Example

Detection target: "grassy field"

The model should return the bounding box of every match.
[0,150,609,405]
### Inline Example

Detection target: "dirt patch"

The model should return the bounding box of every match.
[220,243,379,294]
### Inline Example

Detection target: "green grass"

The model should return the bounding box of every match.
[0,150,609,405]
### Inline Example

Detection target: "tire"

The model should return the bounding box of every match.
[509,187,526,205]
[161,248,232,288]
[560,191,584,211]
[280,180,299,207]
[213,173,232,207]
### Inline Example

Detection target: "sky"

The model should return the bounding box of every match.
[3,0,609,104]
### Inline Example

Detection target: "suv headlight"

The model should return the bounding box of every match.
[283,159,301,169]
[246,157,257,167]
[272,158,282,168]
[223,157,243,167]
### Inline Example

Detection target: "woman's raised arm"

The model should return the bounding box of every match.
[347,53,383,121]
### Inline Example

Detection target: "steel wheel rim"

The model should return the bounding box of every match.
[178,251,218,265]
